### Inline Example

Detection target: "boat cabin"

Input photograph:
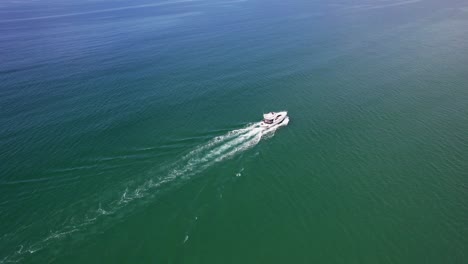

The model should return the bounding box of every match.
[263,112,279,124]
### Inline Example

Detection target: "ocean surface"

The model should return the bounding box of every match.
[1,0,468,263]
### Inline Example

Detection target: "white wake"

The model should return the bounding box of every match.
[168,118,289,180]
[110,118,290,208]
[1,118,289,263]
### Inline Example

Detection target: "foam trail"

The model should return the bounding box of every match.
[166,123,262,179]
[166,118,288,180]
[1,120,288,263]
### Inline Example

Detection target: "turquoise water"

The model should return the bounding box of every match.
[1,0,468,262]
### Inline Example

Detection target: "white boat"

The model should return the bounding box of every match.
[260,111,289,128]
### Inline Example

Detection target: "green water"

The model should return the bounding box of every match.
[1,0,467,263]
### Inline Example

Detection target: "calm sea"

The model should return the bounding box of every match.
[1,0,467,262]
